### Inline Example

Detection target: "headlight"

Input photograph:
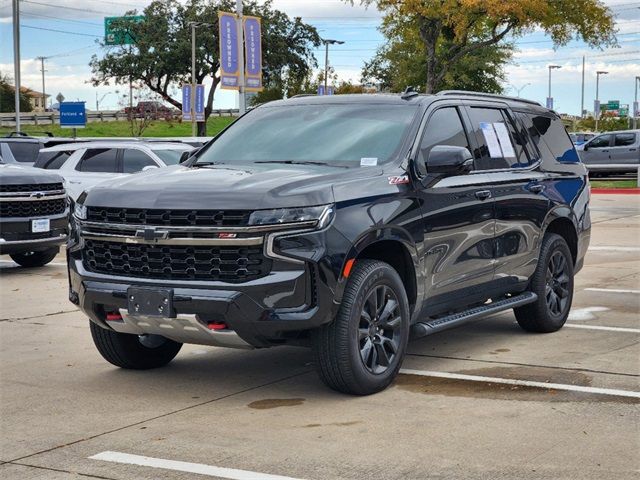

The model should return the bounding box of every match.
[73,202,87,220]
[249,205,333,228]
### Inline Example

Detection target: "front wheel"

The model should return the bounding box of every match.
[514,233,574,333]
[90,321,182,369]
[313,259,410,395]
[10,247,59,267]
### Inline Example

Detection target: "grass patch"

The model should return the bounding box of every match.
[590,179,637,189]
[0,117,235,138]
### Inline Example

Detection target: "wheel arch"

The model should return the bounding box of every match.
[543,211,578,266]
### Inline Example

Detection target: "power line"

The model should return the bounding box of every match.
[21,11,104,27]
[22,24,102,38]
[20,0,112,16]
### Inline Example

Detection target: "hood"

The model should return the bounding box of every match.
[83,163,383,210]
[0,163,64,185]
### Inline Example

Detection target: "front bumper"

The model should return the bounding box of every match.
[67,226,348,348]
[0,213,68,255]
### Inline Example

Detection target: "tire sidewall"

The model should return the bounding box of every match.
[345,263,410,391]
[535,234,574,328]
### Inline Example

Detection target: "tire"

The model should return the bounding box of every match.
[10,247,59,268]
[514,233,574,333]
[90,321,182,369]
[313,259,410,395]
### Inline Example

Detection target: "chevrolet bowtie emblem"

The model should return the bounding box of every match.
[135,227,169,241]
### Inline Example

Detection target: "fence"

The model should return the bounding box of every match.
[0,109,240,127]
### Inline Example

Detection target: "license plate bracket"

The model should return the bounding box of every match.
[127,287,174,318]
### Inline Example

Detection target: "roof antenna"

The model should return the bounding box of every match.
[401,86,419,100]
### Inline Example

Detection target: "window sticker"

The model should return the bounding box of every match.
[479,122,503,158]
[360,157,378,166]
[492,122,516,158]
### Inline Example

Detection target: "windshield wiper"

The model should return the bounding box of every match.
[254,160,348,168]
[191,161,223,168]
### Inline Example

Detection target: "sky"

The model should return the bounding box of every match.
[0,0,639,116]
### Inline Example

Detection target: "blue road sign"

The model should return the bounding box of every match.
[317,85,334,96]
[182,85,192,121]
[59,102,86,128]
[317,85,325,96]
[546,97,553,110]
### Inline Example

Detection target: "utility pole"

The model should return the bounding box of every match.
[547,65,561,110]
[191,22,197,136]
[580,56,585,118]
[236,0,246,115]
[12,0,21,132]
[321,38,344,94]
[36,56,47,111]
[634,76,639,130]
[595,70,608,131]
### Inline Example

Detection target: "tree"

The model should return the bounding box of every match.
[0,72,33,113]
[91,0,320,134]
[362,15,512,93]
[353,0,617,93]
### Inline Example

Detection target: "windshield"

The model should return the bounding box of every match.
[153,149,191,165]
[195,103,418,167]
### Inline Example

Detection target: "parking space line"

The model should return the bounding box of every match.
[399,369,640,399]
[565,324,640,333]
[89,451,305,480]
[588,246,640,252]
[584,288,640,294]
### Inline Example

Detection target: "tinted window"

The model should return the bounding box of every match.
[78,149,119,173]
[529,114,578,162]
[419,107,469,174]
[589,135,611,149]
[467,107,515,170]
[614,133,636,147]
[7,142,41,162]
[153,149,191,165]
[37,150,72,169]
[122,149,156,173]
[195,104,418,167]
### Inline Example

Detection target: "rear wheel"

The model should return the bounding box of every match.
[515,233,574,332]
[10,247,59,268]
[313,259,410,395]
[90,321,182,369]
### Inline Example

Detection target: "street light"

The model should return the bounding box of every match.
[595,70,608,131]
[95,91,117,112]
[633,76,639,130]
[547,65,561,109]
[509,82,531,98]
[321,38,344,94]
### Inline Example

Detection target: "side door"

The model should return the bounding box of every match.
[580,134,612,166]
[610,132,639,166]
[464,105,549,294]
[121,148,160,173]
[413,103,497,316]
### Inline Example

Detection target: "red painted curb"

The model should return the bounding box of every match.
[591,188,640,195]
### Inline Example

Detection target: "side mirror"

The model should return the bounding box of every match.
[141,165,159,172]
[582,143,589,151]
[426,145,474,176]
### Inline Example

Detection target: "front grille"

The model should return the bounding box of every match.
[83,239,271,283]
[0,198,66,217]
[0,183,63,193]
[86,207,251,227]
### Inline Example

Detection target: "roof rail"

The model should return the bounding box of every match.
[401,86,419,100]
[290,94,317,98]
[436,90,542,107]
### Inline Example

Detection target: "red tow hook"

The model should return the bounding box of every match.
[105,312,123,322]
[207,321,228,331]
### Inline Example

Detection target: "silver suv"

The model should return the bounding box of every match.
[578,129,639,175]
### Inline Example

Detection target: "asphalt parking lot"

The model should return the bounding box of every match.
[1,194,638,480]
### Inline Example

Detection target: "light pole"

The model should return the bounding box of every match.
[95,91,117,112]
[321,38,344,94]
[509,82,531,97]
[634,76,639,130]
[595,70,608,132]
[12,0,21,132]
[547,65,561,109]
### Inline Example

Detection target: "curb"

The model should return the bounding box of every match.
[591,188,640,195]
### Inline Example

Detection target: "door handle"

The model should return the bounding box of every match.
[629,148,637,151]
[528,184,544,194]
[475,190,492,200]
[602,150,609,153]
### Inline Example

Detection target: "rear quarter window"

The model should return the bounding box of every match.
[527,114,579,163]
[36,151,72,169]
[7,142,41,162]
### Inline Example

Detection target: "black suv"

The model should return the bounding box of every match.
[0,161,68,266]
[68,92,590,395]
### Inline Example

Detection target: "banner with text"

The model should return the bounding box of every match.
[243,15,263,92]
[219,11,239,90]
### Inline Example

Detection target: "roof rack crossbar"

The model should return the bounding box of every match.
[436,90,542,107]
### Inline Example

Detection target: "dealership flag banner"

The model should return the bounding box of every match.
[219,11,240,90]
[243,15,263,92]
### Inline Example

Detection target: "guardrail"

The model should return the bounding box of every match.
[0,109,240,127]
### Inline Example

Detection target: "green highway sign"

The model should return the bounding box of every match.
[619,105,629,118]
[606,100,620,110]
[104,16,144,45]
